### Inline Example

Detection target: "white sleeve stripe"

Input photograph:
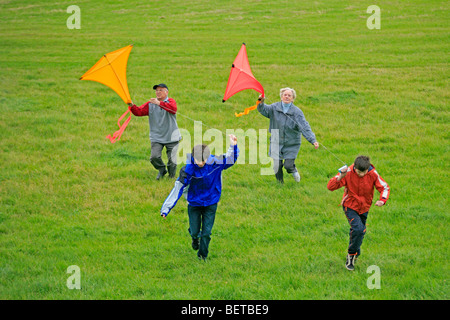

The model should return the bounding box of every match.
[161,181,184,213]
[375,170,389,198]
[225,145,234,160]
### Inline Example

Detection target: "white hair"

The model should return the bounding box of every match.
[279,87,296,100]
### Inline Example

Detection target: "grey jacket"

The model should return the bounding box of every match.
[257,101,316,160]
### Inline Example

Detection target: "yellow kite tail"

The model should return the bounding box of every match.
[234,100,260,117]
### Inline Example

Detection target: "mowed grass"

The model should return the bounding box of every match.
[0,0,448,299]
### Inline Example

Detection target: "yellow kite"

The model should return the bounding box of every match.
[80,44,132,103]
[80,45,133,143]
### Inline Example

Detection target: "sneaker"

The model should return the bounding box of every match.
[292,171,300,182]
[191,238,199,251]
[345,254,356,271]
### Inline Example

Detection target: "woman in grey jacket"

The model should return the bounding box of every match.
[257,87,319,183]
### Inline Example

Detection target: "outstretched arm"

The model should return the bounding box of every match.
[128,101,149,116]
[327,167,347,191]
[160,166,190,217]
[257,95,273,118]
[222,134,239,170]
[296,110,317,148]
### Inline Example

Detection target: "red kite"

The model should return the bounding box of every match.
[80,45,133,143]
[223,43,264,117]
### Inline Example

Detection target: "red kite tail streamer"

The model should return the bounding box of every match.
[106,108,132,143]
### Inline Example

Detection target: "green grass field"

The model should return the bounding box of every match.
[0,0,448,300]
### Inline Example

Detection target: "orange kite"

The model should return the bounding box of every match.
[80,45,133,143]
[223,43,264,117]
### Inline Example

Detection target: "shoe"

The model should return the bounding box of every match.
[168,166,177,179]
[292,171,300,182]
[156,169,167,180]
[197,253,207,262]
[345,253,356,271]
[191,238,199,251]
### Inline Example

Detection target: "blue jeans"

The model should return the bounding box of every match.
[188,203,217,258]
[344,207,368,255]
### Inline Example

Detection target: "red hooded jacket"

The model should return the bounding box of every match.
[327,164,390,214]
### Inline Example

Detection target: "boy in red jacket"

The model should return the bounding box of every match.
[327,155,390,270]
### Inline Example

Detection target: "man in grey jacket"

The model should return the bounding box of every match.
[257,87,319,183]
[128,83,181,180]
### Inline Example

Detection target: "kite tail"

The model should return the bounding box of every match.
[106,109,132,143]
[234,100,260,117]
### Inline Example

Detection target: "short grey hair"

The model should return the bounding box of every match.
[280,87,296,100]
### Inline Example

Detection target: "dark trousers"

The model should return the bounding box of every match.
[344,207,368,255]
[274,159,297,182]
[150,141,179,177]
[188,203,218,258]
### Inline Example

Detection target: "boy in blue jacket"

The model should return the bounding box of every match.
[160,134,239,260]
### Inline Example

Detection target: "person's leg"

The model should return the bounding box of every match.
[344,207,367,255]
[284,159,300,182]
[283,159,297,173]
[274,159,284,183]
[165,141,179,178]
[198,203,218,259]
[188,205,202,249]
[150,142,167,179]
[344,207,368,270]
[355,211,369,258]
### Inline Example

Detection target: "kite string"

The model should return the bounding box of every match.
[273,110,347,165]
[179,107,345,167]
[157,104,229,137]
[319,142,346,165]
[159,102,346,166]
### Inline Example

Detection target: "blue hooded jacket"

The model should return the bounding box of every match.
[160,144,239,216]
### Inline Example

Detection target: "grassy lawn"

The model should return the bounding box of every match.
[0,0,448,299]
